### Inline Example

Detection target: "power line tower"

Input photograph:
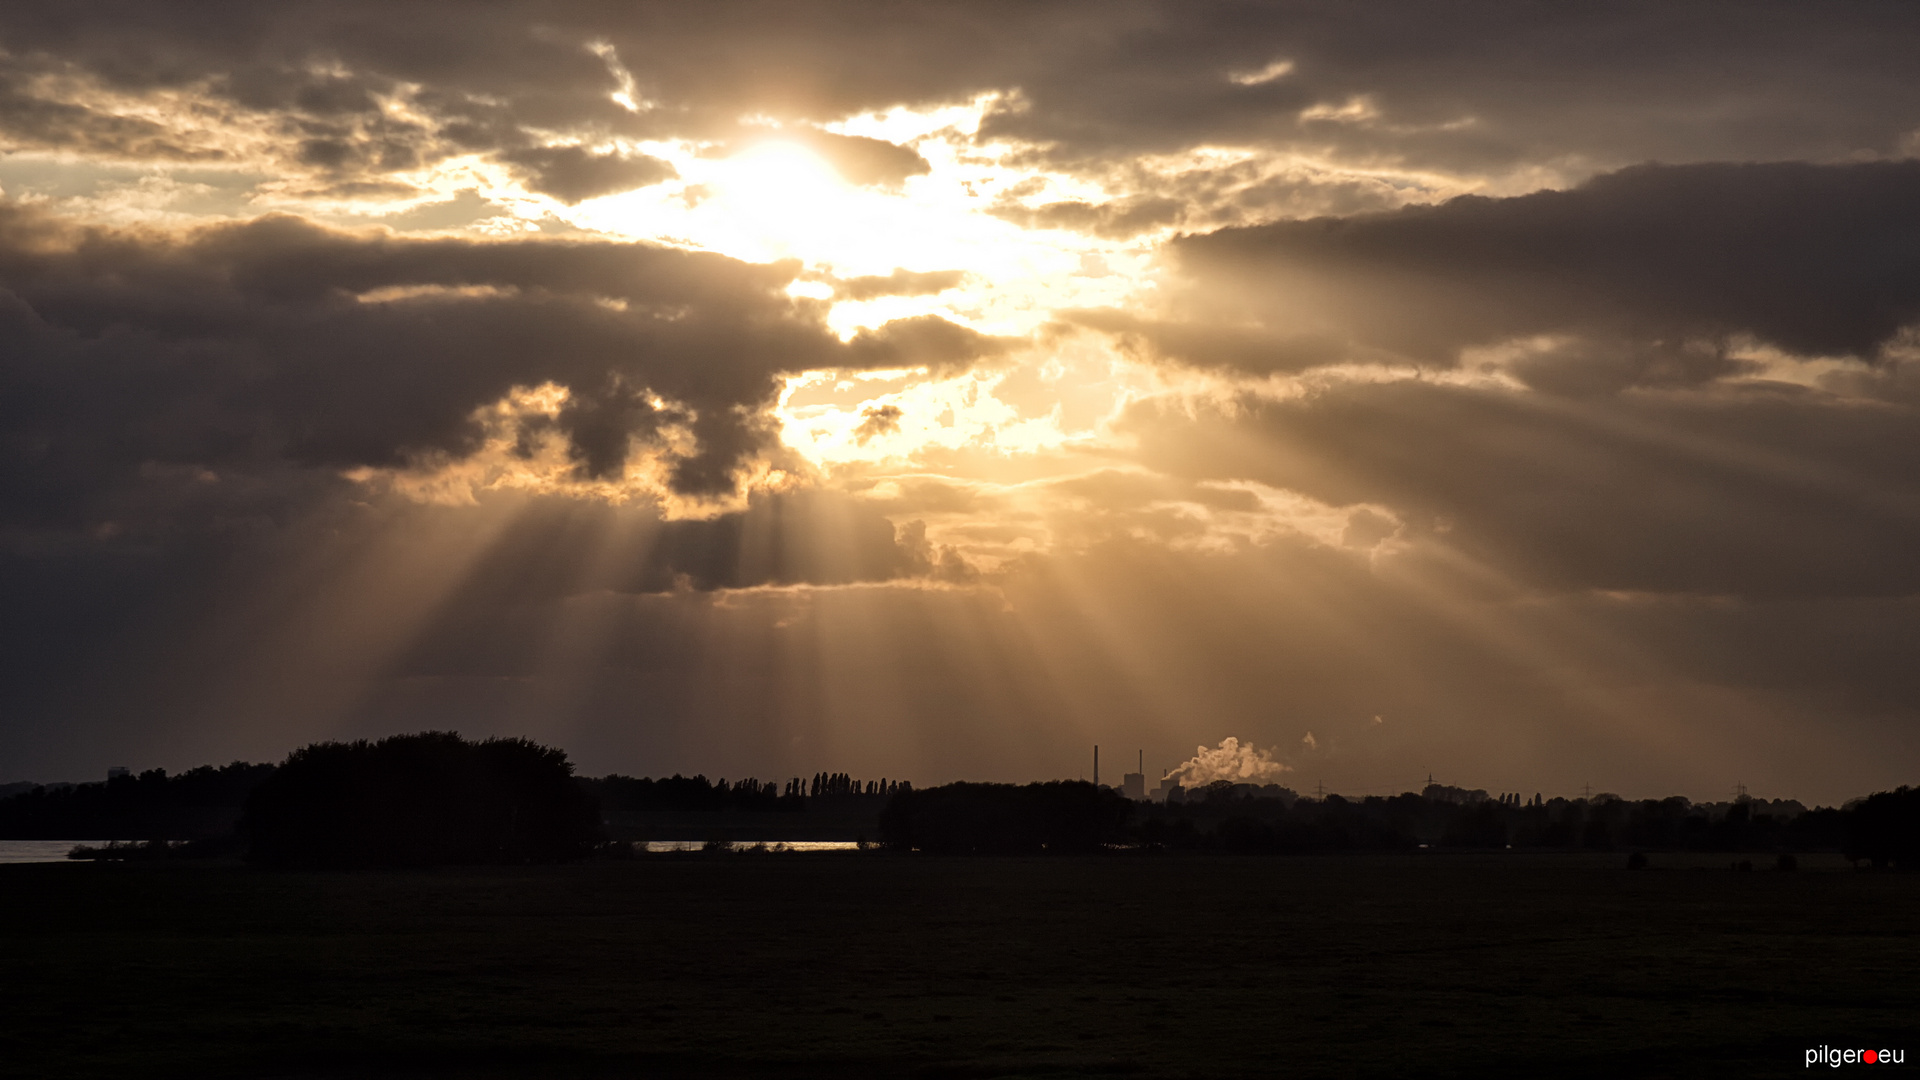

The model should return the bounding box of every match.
[1315,779,1326,801]
[1582,782,1593,800]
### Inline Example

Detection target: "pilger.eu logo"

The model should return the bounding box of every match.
[1808,1046,1907,1068]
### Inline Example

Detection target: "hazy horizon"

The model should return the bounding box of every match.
[0,732,1875,811]
[5,2,1920,806]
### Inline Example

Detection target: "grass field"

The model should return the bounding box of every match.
[1,853,1914,1078]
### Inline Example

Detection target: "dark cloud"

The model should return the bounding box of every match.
[501,145,677,204]
[0,73,224,160]
[0,202,1003,530]
[4,3,1917,199]
[0,191,977,771]
[1127,379,1920,600]
[1166,161,1920,378]
[852,404,902,445]
[844,314,1010,373]
[969,2,1920,174]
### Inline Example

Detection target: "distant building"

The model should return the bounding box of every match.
[1121,772,1146,800]
[1152,775,1184,804]
[107,766,130,781]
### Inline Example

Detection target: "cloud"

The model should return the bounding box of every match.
[0,201,1007,529]
[786,128,930,189]
[1126,378,1920,599]
[988,194,1184,239]
[852,405,903,445]
[501,145,678,204]
[0,73,227,161]
[844,314,1011,374]
[1173,161,1920,367]
[4,3,1917,213]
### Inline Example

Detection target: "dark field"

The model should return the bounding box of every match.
[1,854,1914,1078]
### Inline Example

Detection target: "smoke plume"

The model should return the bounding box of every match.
[1171,737,1292,786]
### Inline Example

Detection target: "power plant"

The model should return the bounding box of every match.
[1093,746,1155,802]
[1122,749,1146,800]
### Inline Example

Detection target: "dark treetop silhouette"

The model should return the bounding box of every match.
[240,731,603,868]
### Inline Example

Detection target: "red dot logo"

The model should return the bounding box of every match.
[1866,1050,1880,1064]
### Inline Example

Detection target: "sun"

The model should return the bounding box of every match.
[554,101,1154,343]
[718,140,847,217]
[695,139,896,270]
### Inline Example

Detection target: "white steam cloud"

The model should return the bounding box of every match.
[1171,737,1292,786]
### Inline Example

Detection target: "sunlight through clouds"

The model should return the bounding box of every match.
[4,3,1920,801]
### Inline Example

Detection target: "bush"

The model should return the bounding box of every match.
[241,732,604,868]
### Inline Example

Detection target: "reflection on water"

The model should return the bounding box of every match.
[0,840,114,864]
[643,841,860,853]
[0,839,864,862]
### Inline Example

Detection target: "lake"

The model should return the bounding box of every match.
[643,840,859,852]
[0,839,860,862]
[0,840,112,864]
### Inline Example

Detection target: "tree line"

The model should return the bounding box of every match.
[579,771,907,813]
[4,737,1916,868]
[880,780,1920,866]
[1132,783,1916,866]
[0,761,276,841]
[0,735,914,866]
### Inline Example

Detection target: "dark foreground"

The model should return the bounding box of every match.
[1,854,1913,1079]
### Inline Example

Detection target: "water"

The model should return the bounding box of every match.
[0,840,114,864]
[0,839,862,862]
[642,840,860,853]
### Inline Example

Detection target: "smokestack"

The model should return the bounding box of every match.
[1093,745,1099,786]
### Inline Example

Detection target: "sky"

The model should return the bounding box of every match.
[3,1,1919,803]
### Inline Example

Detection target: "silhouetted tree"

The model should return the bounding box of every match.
[1844,786,1920,870]
[242,732,603,868]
